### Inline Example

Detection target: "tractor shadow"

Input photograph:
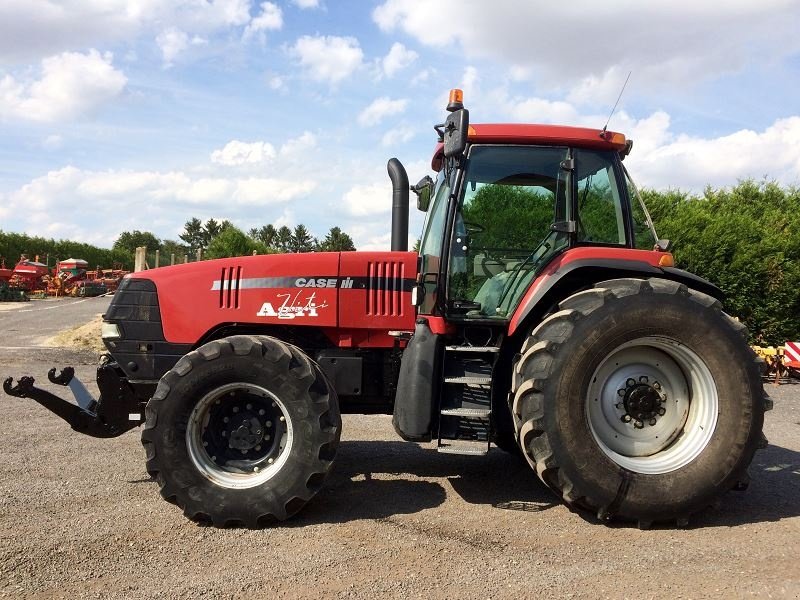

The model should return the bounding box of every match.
[292,440,556,526]
[574,442,800,529]
[691,443,800,528]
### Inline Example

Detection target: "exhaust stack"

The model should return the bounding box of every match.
[387,158,409,252]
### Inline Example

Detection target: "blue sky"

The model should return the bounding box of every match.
[1,0,799,250]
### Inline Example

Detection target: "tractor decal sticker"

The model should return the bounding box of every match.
[256,291,329,320]
[211,275,412,291]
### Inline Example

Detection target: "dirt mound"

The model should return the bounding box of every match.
[46,314,105,353]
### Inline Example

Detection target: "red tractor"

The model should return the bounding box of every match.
[4,91,769,528]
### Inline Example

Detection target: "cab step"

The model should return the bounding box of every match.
[443,376,492,385]
[445,345,501,353]
[437,440,489,456]
[440,407,491,418]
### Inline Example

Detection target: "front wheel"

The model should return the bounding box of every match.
[512,278,767,527]
[141,335,341,527]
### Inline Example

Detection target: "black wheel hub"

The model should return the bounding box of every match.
[617,376,667,429]
[201,389,285,471]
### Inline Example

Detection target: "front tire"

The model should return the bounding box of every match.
[141,335,341,527]
[512,278,766,527]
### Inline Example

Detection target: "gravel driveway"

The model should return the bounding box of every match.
[0,300,798,598]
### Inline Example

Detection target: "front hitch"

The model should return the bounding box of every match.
[3,362,143,439]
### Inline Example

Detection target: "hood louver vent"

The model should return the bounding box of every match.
[218,265,242,309]
[366,260,405,317]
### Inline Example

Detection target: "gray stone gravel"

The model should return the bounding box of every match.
[1,347,799,598]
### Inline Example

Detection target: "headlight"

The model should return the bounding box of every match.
[101,322,122,340]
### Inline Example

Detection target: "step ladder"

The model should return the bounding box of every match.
[437,345,500,456]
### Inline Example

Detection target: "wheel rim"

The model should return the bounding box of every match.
[186,382,293,489]
[586,336,718,475]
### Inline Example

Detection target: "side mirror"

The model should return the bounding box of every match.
[411,175,434,212]
[443,108,469,158]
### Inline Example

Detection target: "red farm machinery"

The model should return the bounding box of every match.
[4,91,769,529]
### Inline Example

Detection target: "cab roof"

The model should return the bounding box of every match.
[431,123,628,171]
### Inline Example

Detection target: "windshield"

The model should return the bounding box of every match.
[447,145,570,318]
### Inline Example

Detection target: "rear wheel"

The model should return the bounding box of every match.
[142,335,341,527]
[512,278,767,527]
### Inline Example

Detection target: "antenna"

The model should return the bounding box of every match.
[601,70,632,136]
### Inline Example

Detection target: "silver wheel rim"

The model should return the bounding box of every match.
[186,382,293,489]
[586,336,718,475]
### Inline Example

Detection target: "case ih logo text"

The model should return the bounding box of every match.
[295,277,353,288]
[257,291,329,319]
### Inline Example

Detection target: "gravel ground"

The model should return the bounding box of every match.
[0,302,799,599]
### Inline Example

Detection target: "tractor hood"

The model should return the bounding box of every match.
[114,251,417,345]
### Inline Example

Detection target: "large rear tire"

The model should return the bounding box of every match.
[141,335,341,527]
[512,278,767,527]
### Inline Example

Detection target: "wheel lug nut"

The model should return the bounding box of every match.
[653,382,661,390]
[634,420,644,429]
[617,389,626,397]
[649,418,657,426]
[266,421,272,427]
[657,407,666,416]
[626,378,636,387]
[268,458,274,464]
[246,403,252,410]
[223,417,229,423]
[621,415,632,423]
[279,416,285,422]
[264,434,271,441]
[615,403,623,409]
[639,376,649,383]
[232,407,239,413]
[254,467,260,473]
[255,445,261,451]
[221,431,227,437]
[203,441,208,447]
[259,409,265,416]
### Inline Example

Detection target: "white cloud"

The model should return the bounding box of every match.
[268,75,286,91]
[381,43,417,78]
[291,35,363,85]
[4,165,318,245]
[156,27,189,66]
[381,125,416,147]
[292,0,320,8]
[373,0,800,86]
[279,131,317,157]
[358,97,408,127]
[629,116,800,191]
[42,134,63,150]
[0,49,126,122]
[342,182,392,216]
[243,2,283,42]
[211,140,277,166]
[0,0,254,64]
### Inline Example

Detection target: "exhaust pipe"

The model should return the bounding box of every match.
[387,158,409,252]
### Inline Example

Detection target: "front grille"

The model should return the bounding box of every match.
[366,260,405,317]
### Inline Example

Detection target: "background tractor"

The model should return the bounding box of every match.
[4,90,769,528]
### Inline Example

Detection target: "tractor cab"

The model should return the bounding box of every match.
[414,90,658,324]
[393,89,671,452]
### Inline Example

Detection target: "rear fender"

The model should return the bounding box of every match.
[508,260,722,338]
